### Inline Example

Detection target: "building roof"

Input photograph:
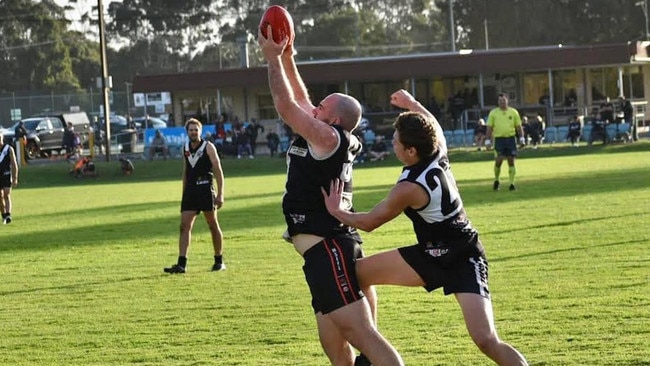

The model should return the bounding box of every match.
[132,41,649,93]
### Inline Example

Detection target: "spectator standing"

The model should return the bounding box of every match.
[474,118,488,150]
[485,93,525,191]
[599,97,615,123]
[94,117,106,154]
[13,121,28,161]
[520,116,530,146]
[618,95,633,123]
[14,121,27,141]
[0,133,18,224]
[528,114,545,149]
[247,118,265,155]
[62,122,76,160]
[266,131,280,157]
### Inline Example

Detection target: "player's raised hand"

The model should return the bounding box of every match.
[390,89,417,110]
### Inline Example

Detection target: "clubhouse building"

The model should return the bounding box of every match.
[132,41,650,136]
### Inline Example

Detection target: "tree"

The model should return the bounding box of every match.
[105,0,219,60]
[0,0,82,92]
[437,0,647,50]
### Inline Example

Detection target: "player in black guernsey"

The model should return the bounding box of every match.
[0,133,19,224]
[164,118,226,274]
[259,25,403,366]
[324,89,529,366]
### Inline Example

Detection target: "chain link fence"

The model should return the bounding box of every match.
[0,90,131,128]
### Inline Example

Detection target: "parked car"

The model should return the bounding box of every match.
[133,116,167,129]
[96,115,141,134]
[2,112,90,159]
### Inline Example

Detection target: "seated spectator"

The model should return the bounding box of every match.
[120,158,134,175]
[235,126,253,159]
[474,118,487,150]
[369,136,390,162]
[69,156,96,178]
[566,115,582,147]
[149,130,170,161]
[266,131,280,157]
[588,112,607,146]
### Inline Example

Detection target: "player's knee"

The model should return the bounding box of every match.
[471,331,500,354]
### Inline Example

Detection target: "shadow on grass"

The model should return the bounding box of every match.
[489,238,648,263]
[447,139,650,163]
[351,166,650,208]
[481,211,647,237]
[18,141,650,189]
[0,274,162,296]
[1,198,286,253]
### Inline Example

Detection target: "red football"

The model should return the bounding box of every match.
[259,5,294,44]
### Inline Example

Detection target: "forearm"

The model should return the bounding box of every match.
[330,208,379,233]
[268,58,296,118]
[406,99,434,120]
[517,126,525,138]
[213,167,224,196]
[281,52,311,108]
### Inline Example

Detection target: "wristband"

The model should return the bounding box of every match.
[485,139,491,145]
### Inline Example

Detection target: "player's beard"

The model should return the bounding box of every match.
[189,135,200,142]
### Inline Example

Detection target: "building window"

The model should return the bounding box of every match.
[589,68,618,102]
[257,94,277,120]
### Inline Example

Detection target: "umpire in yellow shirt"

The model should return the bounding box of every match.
[485,93,525,191]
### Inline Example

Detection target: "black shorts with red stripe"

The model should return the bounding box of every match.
[302,235,365,314]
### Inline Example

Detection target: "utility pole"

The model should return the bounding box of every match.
[98,0,112,161]
[449,0,456,52]
[125,82,132,115]
[636,1,649,40]
[484,0,489,50]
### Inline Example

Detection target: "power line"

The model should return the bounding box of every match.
[0,40,60,52]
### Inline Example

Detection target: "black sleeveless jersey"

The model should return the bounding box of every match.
[183,140,213,186]
[398,146,477,245]
[0,144,12,176]
[283,125,360,217]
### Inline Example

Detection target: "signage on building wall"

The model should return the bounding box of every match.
[133,92,171,107]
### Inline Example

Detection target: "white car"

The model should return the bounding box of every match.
[133,116,167,129]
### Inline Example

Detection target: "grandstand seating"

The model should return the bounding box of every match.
[544,127,557,144]
[556,126,569,143]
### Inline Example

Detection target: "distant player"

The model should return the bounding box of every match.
[485,93,525,191]
[0,133,18,224]
[164,118,225,274]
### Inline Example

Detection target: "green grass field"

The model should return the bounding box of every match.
[1,142,649,365]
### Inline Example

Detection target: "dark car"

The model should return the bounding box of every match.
[2,112,91,159]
